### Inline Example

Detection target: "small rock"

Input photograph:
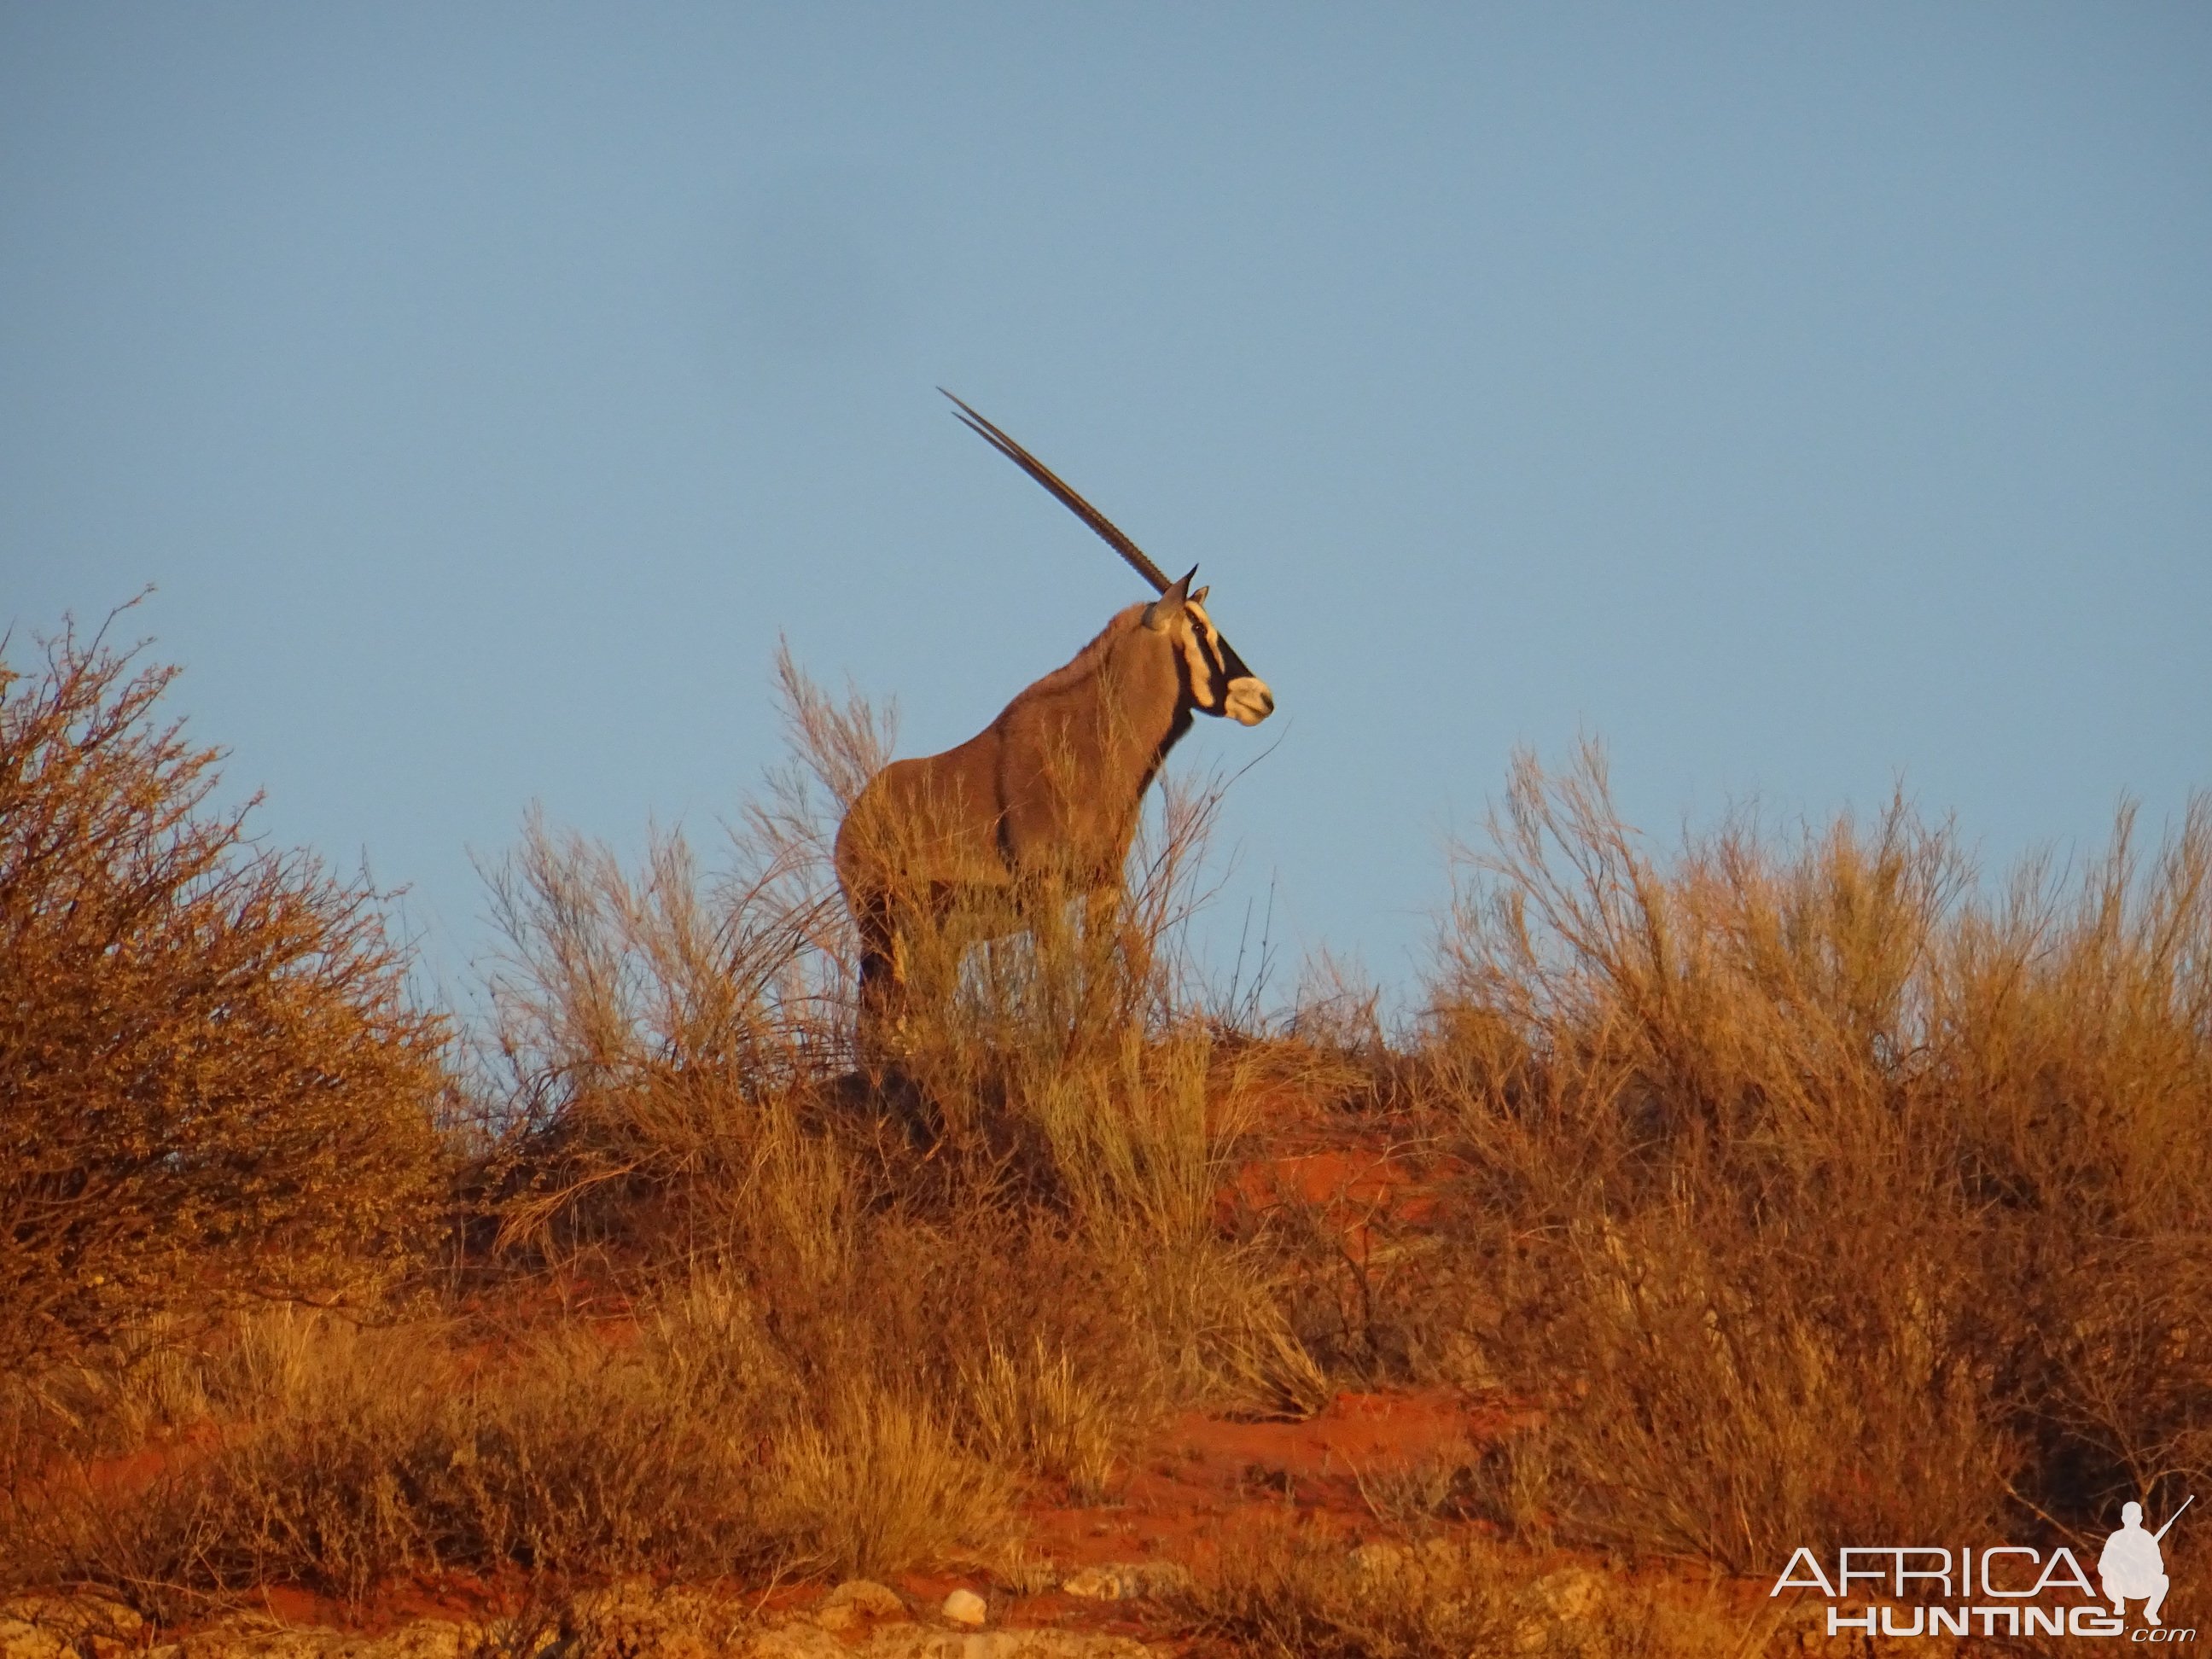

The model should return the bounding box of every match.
[1058,1563,1190,1602]
[824,1580,906,1620]
[940,1589,987,1627]
[1350,1538,1460,1580]
[1512,1565,1609,1652]
[1059,1567,1120,1601]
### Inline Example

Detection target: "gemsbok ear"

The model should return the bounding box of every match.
[1144,566,1197,630]
[1189,585,1209,606]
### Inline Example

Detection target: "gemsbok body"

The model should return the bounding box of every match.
[835,394,1275,1045]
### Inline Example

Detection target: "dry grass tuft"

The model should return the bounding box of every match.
[1407,742,2212,1568]
[1180,1525,1656,1658]
[770,1381,1013,1578]
[963,1337,1131,1504]
[7,1291,790,1615]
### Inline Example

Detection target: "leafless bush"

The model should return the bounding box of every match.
[0,614,447,1383]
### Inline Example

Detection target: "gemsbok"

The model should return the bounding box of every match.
[835,393,1276,1047]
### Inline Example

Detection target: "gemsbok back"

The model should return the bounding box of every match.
[835,393,1276,1053]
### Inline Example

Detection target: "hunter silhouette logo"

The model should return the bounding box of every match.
[2104,1496,2192,1627]
[1772,1495,2198,1641]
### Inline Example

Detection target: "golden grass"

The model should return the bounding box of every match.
[963,1336,1132,1505]
[7,1292,793,1612]
[1179,1524,1660,1658]
[770,1381,1013,1578]
[1406,742,2212,1568]
[7,612,2208,1632]
[3,637,1306,1609]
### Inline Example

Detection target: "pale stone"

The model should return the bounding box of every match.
[824,1580,906,1620]
[1057,1563,1189,1602]
[939,1590,987,1627]
[1058,1567,1120,1600]
[1350,1538,1461,1580]
[172,1617,334,1659]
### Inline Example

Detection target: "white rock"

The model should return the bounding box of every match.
[940,1589,987,1627]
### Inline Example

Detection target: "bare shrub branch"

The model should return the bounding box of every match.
[0,614,448,1378]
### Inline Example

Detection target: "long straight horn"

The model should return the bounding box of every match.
[940,389,1173,595]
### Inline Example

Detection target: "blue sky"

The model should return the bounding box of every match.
[5,3,2209,1001]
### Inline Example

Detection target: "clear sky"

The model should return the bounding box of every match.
[5,3,2209,1004]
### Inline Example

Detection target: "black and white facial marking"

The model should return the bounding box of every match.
[940,395,1277,731]
[1179,593,1275,726]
